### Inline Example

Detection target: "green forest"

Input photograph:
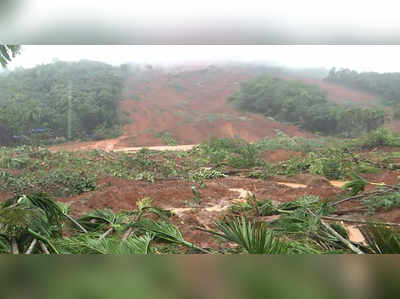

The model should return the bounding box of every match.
[0,60,124,145]
[228,76,385,136]
[325,68,400,106]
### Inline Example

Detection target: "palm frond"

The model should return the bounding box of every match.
[135,207,172,222]
[277,195,323,211]
[0,206,41,238]
[213,217,288,254]
[114,233,155,254]
[0,45,21,68]
[78,209,128,231]
[133,218,185,244]
[342,172,368,196]
[54,233,154,254]
[132,218,209,253]
[1,193,64,227]
[27,228,59,254]
[359,224,400,254]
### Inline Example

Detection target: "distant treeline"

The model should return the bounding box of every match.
[0,60,124,145]
[325,68,400,105]
[228,76,385,136]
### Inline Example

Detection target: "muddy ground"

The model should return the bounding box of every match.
[41,67,400,250]
[49,169,400,250]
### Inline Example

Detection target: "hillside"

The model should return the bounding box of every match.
[51,66,311,151]
[51,65,387,152]
[3,63,400,255]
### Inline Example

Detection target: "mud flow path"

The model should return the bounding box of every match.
[50,68,313,152]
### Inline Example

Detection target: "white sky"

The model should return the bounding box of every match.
[2,1,400,44]
[8,45,400,73]
[13,1,400,32]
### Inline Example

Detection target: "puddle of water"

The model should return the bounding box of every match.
[276,182,307,188]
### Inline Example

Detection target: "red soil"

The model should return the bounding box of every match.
[115,69,313,148]
[260,149,305,163]
[56,175,343,248]
[302,79,378,107]
[50,66,388,153]
[50,68,312,152]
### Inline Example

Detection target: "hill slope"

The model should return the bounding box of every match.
[51,65,386,151]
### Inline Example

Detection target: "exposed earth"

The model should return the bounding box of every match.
[36,67,400,250]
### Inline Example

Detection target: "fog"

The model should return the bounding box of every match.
[1,1,400,44]
[5,45,400,73]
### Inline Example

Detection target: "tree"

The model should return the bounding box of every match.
[0,45,20,68]
[0,59,124,145]
[229,75,385,136]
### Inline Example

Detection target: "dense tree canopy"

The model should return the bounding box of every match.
[228,76,385,136]
[325,68,400,105]
[0,60,124,145]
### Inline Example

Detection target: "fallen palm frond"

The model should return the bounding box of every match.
[28,228,59,254]
[359,224,400,254]
[134,206,172,222]
[341,172,368,196]
[133,218,209,253]
[330,185,400,207]
[54,232,155,254]
[321,216,400,227]
[0,193,86,253]
[205,216,288,254]
[1,194,64,229]
[78,209,128,232]
[266,198,362,253]
[306,208,364,254]
[0,234,10,253]
[115,233,155,254]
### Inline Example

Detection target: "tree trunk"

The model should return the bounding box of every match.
[39,241,50,254]
[11,237,19,254]
[25,239,38,254]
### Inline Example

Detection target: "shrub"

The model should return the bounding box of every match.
[358,127,400,149]
[198,137,261,168]
[229,75,385,136]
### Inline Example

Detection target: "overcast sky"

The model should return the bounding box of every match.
[2,1,400,44]
[7,45,400,73]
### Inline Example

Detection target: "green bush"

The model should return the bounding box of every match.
[229,76,385,136]
[357,128,400,149]
[198,137,261,168]
[321,158,343,180]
